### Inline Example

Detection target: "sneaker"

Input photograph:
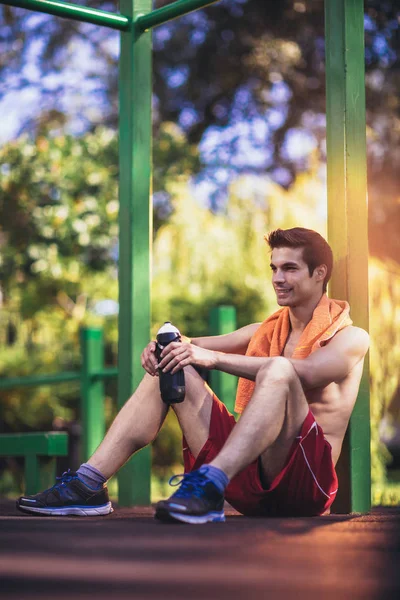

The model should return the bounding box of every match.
[16,470,113,516]
[155,469,225,524]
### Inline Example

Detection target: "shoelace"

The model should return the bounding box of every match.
[52,469,77,490]
[168,469,210,500]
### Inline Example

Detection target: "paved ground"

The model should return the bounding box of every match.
[1,498,399,600]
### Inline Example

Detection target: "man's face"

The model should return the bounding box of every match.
[270,247,323,307]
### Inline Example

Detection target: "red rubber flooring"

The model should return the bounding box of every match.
[0,499,399,600]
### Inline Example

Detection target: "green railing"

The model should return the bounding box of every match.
[0,327,117,462]
[0,306,237,502]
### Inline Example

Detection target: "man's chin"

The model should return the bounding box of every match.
[276,298,291,306]
[276,295,295,307]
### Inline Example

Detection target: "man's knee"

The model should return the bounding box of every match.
[170,365,213,414]
[256,357,297,387]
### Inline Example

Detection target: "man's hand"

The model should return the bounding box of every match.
[157,341,217,374]
[141,341,159,377]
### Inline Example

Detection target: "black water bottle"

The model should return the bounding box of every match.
[155,322,186,404]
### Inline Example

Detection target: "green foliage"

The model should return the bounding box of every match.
[0,123,200,312]
[0,128,119,316]
[369,258,400,495]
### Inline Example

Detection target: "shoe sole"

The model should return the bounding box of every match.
[155,508,225,524]
[16,502,113,517]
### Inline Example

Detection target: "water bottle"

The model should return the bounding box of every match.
[155,322,186,404]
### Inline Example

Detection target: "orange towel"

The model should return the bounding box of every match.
[234,293,352,413]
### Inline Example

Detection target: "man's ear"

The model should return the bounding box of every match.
[315,264,327,283]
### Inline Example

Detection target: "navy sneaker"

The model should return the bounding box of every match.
[155,469,225,524]
[16,470,113,517]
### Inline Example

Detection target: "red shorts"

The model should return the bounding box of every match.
[183,395,338,517]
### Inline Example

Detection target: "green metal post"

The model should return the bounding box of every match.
[117,0,153,506]
[25,454,40,496]
[80,327,105,462]
[26,454,55,494]
[209,306,237,413]
[325,0,371,513]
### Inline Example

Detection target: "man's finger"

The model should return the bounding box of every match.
[171,358,191,374]
[161,351,187,372]
[158,346,185,368]
[160,341,181,358]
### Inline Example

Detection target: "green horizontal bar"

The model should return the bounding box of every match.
[0,368,118,390]
[136,0,219,31]
[92,367,119,379]
[3,0,130,31]
[0,432,69,456]
[0,371,81,389]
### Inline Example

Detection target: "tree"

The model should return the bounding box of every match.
[0,121,199,310]
[1,1,400,258]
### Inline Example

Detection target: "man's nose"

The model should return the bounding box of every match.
[273,270,285,284]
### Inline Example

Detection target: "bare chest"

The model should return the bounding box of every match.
[282,334,302,358]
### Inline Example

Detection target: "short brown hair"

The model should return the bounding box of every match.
[265,227,333,293]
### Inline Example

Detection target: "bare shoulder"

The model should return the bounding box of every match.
[246,322,262,336]
[330,325,370,358]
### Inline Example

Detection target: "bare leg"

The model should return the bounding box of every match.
[171,366,215,457]
[210,357,309,484]
[88,367,215,479]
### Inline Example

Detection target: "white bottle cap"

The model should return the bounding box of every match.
[157,322,181,336]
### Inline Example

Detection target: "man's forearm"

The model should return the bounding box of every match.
[211,352,269,381]
[287,359,310,390]
[212,353,312,388]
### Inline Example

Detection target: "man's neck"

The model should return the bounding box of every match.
[288,294,324,334]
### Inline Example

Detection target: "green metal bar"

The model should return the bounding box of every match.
[0,366,116,390]
[3,0,130,30]
[92,367,119,380]
[80,328,105,461]
[0,433,69,495]
[0,371,80,389]
[0,432,68,456]
[136,0,219,31]
[209,306,237,413]
[25,454,40,495]
[325,0,370,513]
[117,0,152,507]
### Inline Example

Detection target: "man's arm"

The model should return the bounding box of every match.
[159,325,369,388]
[143,322,261,377]
[289,326,370,390]
[189,323,261,355]
[158,342,269,380]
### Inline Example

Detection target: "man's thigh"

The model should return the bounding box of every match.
[259,370,309,487]
[172,366,216,459]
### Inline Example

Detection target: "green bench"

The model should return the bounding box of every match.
[0,432,68,495]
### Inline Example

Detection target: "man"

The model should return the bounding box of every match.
[17,227,370,522]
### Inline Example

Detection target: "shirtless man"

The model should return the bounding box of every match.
[17,227,370,522]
